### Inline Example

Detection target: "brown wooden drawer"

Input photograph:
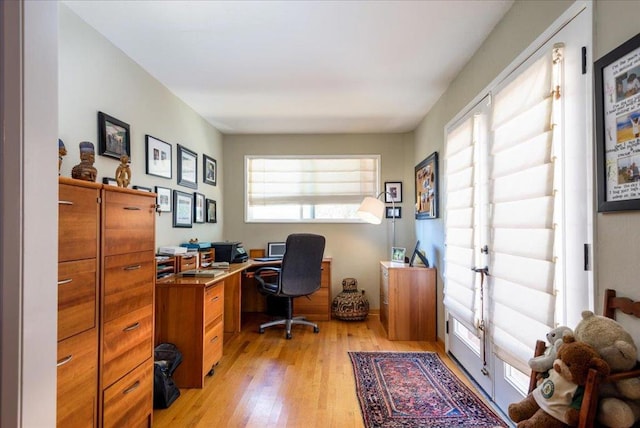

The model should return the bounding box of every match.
[102,304,153,388]
[57,327,97,428]
[102,358,153,428]
[204,283,224,327]
[103,190,155,256]
[178,254,198,271]
[58,259,97,341]
[203,319,223,376]
[103,251,155,323]
[59,183,100,262]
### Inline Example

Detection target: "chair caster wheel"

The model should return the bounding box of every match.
[208,367,215,376]
[259,328,264,334]
[286,333,292,340]
[313,327,319,333]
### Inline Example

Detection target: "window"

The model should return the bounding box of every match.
[245,155,380,222]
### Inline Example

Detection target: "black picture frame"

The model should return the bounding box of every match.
[173,190,193,228]
[194,192,205,223]
[102,177,117,186]
[384,181,402,203]
[132,185,152,192]
[203,154,217,186]
[415,151,439,219]
[206,198,217,223]
[145,135,172,179]
[98,111,130,160]
[595,32,640,212]
[155,186,172,212]
[409,240,430,267]
[177,144,197,189]
[385,206,401,219]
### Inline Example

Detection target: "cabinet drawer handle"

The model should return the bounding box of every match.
[57,278,73,286]
[210,336,219,344]
[124,265,141,271]
[58,200,73,206]
[123,322,140,332]
[123,206,141,211]
[57,355,73,367]
[123,381,140,395]
[210,296,220,302]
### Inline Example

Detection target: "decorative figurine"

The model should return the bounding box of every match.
[58,139,67,175]
[71,141,97,182]
[115,154,131,188]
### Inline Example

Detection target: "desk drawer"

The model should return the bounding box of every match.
[103,251,155,323]
[204,283,224,327]
[58,259,97,341]
[102,359,152,428]
[203,319,223,376]
[102,305,153,387]
[294,288,329,320]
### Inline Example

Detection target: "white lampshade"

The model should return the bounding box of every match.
[357,196,385,224]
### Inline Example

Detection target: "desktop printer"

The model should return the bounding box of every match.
[211,241,248,263]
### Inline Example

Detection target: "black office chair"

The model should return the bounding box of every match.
[254,233,326,339]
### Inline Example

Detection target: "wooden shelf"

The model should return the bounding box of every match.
[156,255,176,279]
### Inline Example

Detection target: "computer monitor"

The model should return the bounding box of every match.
[267,242,286,258]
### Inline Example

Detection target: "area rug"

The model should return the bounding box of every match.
[348,351,507,428]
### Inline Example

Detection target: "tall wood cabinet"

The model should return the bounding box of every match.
[58,178,101,427]
[379,261,436,341]
[57,178,156,428]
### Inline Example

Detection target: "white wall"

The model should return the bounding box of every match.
[59,5,224,248]
[223,133,415,309]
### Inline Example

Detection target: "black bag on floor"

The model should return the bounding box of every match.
[153,343,183,409]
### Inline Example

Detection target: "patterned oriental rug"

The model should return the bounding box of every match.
[349,352,507,428]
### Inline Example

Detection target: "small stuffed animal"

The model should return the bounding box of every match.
[508,335,610,428]
[528,325,573,373]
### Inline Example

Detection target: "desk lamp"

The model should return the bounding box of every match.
[356,191,396,247]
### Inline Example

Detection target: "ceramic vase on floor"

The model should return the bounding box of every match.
[332,277,369,321]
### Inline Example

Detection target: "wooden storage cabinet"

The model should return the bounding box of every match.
[379,262,436,341]
[100,187,156,427]
[293,259,332,321]
[57,178,100,428]
[155,280,224,389]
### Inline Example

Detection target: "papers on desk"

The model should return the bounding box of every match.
[180,269,225,277]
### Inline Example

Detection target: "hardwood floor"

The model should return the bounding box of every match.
[153,313,496,428]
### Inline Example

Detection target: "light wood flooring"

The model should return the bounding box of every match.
[153,313,501,428]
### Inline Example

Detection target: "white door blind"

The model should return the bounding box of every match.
[444,116,480,332]
[489,47,563,373]
[246,156,378,205]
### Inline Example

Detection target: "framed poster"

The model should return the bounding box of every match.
[194,192,205,223]
[206,198,217,223]
[155,186,172,212]
[415,151,438,219]
[98,111,130,160]
[145,135,172,179]
[203,154,217,186]
[177,144,197,189]
[595,32,640,212]
[384,181,402,203]
[173,190,193,228]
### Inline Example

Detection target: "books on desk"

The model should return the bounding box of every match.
[180,269,225,277]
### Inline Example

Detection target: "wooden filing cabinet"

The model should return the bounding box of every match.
[293,258,332,321]
[380,261,436,341]
[100,186,156,427]
[58,178,100,428]
[155,278,224,388]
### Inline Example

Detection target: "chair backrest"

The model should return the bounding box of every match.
[279,233,326,297]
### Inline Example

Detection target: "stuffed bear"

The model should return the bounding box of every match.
[574,310,640,428]
[508,335,610,428]
[528,325,574,373]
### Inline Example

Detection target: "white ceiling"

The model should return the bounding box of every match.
[63,0,513,135]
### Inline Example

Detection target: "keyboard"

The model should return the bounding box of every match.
[253,257,282,262]
[180,269,225,277]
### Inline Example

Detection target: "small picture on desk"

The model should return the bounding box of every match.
[385,207,401,219]
[391,247,406,263]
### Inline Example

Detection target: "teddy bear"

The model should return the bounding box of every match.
[573,310,640,428]
[508,334,610,428]
[528,325,574,373]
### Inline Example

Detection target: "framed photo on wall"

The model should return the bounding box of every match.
[385,206,401,219]
[415,151,439,219]
[98,111,130,160]
[173,190,193,228]
[595,32,640,212]
[177,144,197,189]
[206,198,217,223]
[384,181,402,203]
[145,135,172,179]
[203,154,217,186]
[194,192,205,223]
[155,186,171,212]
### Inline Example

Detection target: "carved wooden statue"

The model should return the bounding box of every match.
[116,154,131,188]
[71,141,97,182]
[58,139,67,175]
